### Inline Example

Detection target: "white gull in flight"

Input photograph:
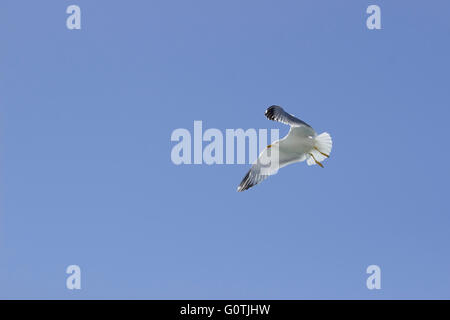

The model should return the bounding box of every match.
[237,105,332,192]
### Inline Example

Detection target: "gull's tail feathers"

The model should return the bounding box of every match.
[307,132,333,166]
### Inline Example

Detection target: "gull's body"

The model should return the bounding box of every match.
[237,105,332,192]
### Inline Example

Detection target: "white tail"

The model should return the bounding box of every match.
[307,132,333,166]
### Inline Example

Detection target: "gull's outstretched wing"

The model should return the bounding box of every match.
[237,144,305,192]
[265,105,312,128]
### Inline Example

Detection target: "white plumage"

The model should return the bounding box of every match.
[237,105,333,192]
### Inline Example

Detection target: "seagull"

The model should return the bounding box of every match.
[237,105,332,192]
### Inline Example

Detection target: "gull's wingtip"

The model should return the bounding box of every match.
[237,171,251,192]
[264,105,283,121]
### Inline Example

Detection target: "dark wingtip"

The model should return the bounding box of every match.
[237,171,252,192]
[265,105,282,121]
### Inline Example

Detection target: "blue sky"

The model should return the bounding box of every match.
[1,0,450,299]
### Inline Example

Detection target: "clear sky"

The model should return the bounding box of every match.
[1,0,450,299]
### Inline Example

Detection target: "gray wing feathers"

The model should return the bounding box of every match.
[265,105,311,128]
[237,166,268,192]
[236,146,303,192]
